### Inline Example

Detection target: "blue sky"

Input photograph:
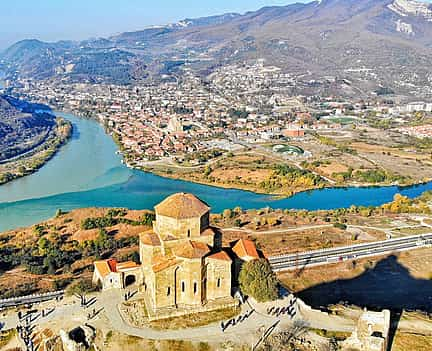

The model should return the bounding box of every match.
[0,0,304,49]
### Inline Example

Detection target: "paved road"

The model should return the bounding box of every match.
[224,224,333,235]
[0,291,64,309]
[269,233,432,271]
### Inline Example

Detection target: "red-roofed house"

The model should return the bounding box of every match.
[93,259,141,290]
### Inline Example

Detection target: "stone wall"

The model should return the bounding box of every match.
[155,214,206,240]
[154,265,177,309]
[139,241,162,266]
[205,258,232,301]
[120,295,239,324]
[174,260,203,306]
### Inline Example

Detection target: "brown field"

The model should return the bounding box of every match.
[392,332,432,351]
[0,267,73,296]
[210,168,272,183]
[222,225,384,257]
[228,154,264,164]
[351,142,431,161]
[317,162,349,177]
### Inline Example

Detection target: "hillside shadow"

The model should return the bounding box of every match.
[297,255,432,313]
[297,255,432,351]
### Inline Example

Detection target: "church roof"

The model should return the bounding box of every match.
[174,240,210,259]
[152,255,180,273]
[94,259,140,277]
[155,193,210,219]
[206,250,232,262]
[232,239,260,260]
[140,232,161,246]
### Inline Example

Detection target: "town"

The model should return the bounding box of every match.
[3,60,432,197]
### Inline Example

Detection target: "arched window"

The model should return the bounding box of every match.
[181,281,185,293]
[167,286,171,296]
[187,229,191,238]
[217,278,221,288]
[193,282,198,295]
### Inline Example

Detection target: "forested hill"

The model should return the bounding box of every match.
[0,96,56,162]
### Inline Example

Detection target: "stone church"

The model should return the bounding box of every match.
[93,193,259,315]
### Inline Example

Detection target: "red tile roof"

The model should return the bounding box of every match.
[117,261,140,271]
[152,255,180,273]
[174,240,210,259]
[232,239,259,260]
[140,232,161,246]
[207,251,232,262]
[94,259,117,278]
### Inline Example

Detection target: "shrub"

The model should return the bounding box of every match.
[333,222,347,230]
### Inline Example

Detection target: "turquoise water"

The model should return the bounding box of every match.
[0,112,132,204]
[0,113,431,232]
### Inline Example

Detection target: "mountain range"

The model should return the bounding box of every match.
[1,0,432,94]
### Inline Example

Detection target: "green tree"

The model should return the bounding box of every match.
[239,259,279,302]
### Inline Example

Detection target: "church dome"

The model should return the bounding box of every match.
[155,193,210,219]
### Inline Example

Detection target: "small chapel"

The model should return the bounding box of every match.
[93,192,260,315]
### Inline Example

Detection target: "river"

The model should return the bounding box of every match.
[0,113,431,232]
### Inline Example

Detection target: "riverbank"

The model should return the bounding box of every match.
[0,117,72,185]
[1,112,432,232]
[135,155,430,200]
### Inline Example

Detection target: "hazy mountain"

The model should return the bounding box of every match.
[2,0,432,92]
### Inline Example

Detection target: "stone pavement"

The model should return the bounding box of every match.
[0,288,355,344]
[99,289,282,343]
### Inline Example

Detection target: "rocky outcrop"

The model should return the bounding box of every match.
[59,325,96,351]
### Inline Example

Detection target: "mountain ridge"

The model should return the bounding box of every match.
[2,0,432,94]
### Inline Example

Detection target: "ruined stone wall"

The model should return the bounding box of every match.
[343,309,391,351]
